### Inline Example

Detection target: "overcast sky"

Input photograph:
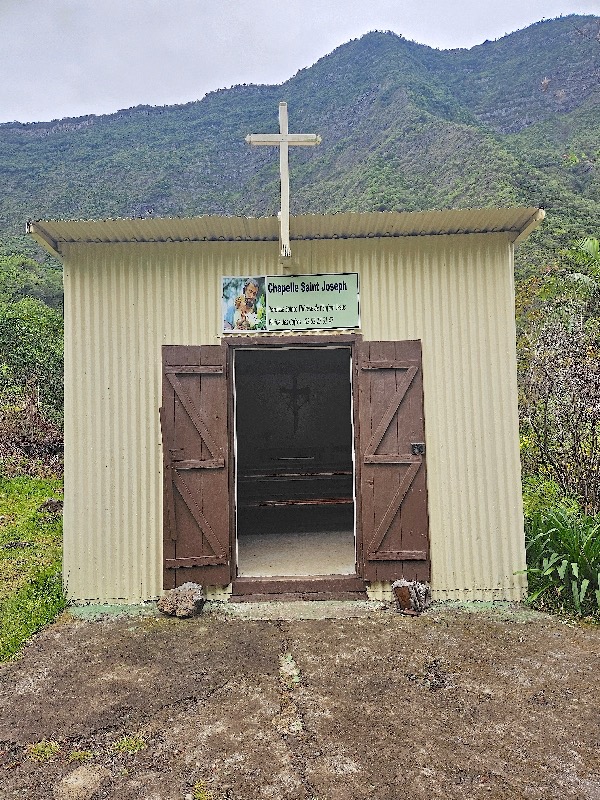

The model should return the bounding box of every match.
[1,0,598,124]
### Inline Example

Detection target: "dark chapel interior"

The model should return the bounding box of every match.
[234,347,356,577]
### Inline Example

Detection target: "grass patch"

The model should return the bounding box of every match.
[25,739,61,762]
[193,781,214,800]
[112,733,147,754]
[68,749,94,762]
[0,474,66,660]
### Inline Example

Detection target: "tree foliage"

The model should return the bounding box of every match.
[0,297,63,421]
[521,319,599,513]
[519,238,600,514]
[0,253,62,309]
[0,297,64,475]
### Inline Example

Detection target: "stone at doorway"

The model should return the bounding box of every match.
[157,582,205,617]
[392,579,431,615]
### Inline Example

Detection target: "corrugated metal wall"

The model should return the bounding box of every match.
[63,234,526,602]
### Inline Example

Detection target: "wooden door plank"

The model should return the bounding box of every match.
[197,344,230,562]
[370,343,398,574]
[165,556,224,568]
[164,365,224,374]
[366,461,420,556]
[173,472,226,561]
[364,454,420,464]
[161,344,232,587]
[362,366,417,457]
[358,340,430,582]
[166,372,224,464]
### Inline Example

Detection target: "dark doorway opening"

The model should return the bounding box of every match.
[234,347,356,577]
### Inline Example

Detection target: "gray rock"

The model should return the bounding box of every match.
[157,582,205,617]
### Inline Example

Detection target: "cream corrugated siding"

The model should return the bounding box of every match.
[62,230,527,603]
[63,242,285,601]
[347,234,526,600]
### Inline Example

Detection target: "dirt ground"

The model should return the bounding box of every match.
[0,601,599,800]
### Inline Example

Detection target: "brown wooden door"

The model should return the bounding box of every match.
[357,340,430,582]
[161,344,232,588]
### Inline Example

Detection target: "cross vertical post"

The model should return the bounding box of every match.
[279,103,290,257]
[245,102,321,258]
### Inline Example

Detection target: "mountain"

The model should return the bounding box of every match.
[1,14,599,276]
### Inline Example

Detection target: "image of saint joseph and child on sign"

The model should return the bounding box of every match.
[222,276,266,331]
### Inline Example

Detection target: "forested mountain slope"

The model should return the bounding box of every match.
[0,14,598,276]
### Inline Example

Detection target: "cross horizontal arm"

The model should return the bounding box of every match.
[245,133,321,146]
[245,101,321,258]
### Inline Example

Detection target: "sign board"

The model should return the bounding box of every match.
[222,273,360,333]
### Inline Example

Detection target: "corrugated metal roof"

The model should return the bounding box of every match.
[28,207,544,256]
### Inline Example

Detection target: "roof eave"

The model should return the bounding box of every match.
[27,207,546,259]
[512,208,546,245]
[26,219,61,258]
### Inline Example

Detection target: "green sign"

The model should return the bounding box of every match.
[266,273,360,331]
[223,273,360,333]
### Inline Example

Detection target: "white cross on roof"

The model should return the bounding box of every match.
[245,102,321,258]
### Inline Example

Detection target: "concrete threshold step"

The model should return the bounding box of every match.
[230,591,368,603]
[231,574,367,602]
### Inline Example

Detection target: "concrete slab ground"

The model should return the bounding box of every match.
[66,598,545,622]
[67,599,387,622]
[1,603,599,800]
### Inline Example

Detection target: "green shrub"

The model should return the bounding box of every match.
[523,508,600,619]
[0,297,64,473]
[0,297,64,423]
[69,749,94,762]
[522,475,579,519]
[193,781,213,800]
